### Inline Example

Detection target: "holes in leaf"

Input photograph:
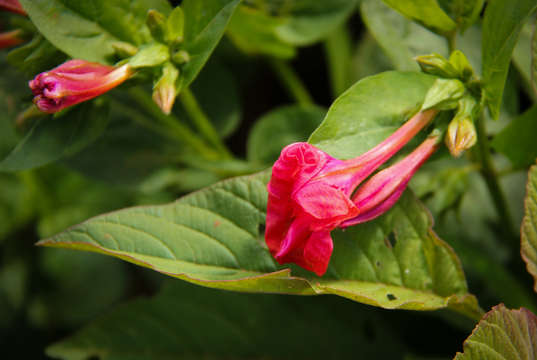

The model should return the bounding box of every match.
[258,224,266,235]
[376,260,381,268]
[384,232,397,249]
[386,293,397,301]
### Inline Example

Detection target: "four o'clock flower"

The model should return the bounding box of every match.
[29,59,132,113]
[0,0,26,15]
[265,109,438,276]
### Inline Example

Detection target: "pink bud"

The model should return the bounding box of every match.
[265,110,437,276]
[29,60,132,113]
[0,29,24,49]
[0,0,26,15]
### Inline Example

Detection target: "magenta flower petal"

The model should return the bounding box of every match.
[265,110,438,276]
[29,60,132,113]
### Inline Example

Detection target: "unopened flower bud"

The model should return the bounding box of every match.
[449,50,474,82]
[445,116,477,157]
[415,53,458,78]
[166,6,185,44]
[146,9,167,43]
[0,0,26,15]
[152,62,180,115]
[172,50,190,65]
[29,59,132,113]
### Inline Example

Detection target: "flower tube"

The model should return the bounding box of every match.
[342,134,440,227]
[29,60,132,113]
[265,110,437,276]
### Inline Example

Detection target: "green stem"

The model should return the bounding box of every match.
[474,114,517,242]
[179,88,232,158]
[324,23,353,98]
[269,58,314,106]
[128,88,221,160]
[446,31,457,53]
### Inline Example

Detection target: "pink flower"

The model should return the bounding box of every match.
[265,110,438,276]
[0,0,26,15]
[29,60,132,113]
[0,29,24,49]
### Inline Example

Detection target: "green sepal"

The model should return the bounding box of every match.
[127,43,169,68]
[415,53,459,78]
[152,62,180,115]
[421,78,466,111]
[445,96,479,157]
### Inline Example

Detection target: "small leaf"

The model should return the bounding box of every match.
[0,101,110,172]
[247,105,326,164]
[46,280,407,360]
[437,0,485,32]
[454,303,537,359]
[491,105,537,169]
[180,0,241,87]
[522,165,537,292]
[381,0,457,35]
[309,71,437,159]
[361,0,447,71]
[482,0,537,119]
[19,0,172,63]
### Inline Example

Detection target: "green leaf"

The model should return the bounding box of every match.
[273,0,358,46]
[381,0,456,35]
[227,5,297,59]
[522,165,537,292]
[7,35,66,76]
[0,101,110,172]
[482,0,537,120]
[454,303,537,359]
[19,0,172,63]
[361,0,447,71]
[491,106,537,169]
[247,105,326,164]
[46,280,407,360]
[309,71,436,159]
[180,0,241,87]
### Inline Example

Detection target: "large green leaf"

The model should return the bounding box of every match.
[19,0,172,63]
[454,303,537,359]
[309,71,436,159]
[0,101,110,172]
[381,0,456,35]
[247,105,326,164]
[46,280,407,360]
[491,105,537,169]
[181,0,241,87]
[361,0,447,71]
[40,71,480,317]
[482,0,537,119]
[522,165,537,292]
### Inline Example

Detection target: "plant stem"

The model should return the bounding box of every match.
[446,31,457,53]
[474,114,517,243]
[179,88,232,158]
[269,58,314,106]
[127,88,221,160]
[324,23,353,98]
